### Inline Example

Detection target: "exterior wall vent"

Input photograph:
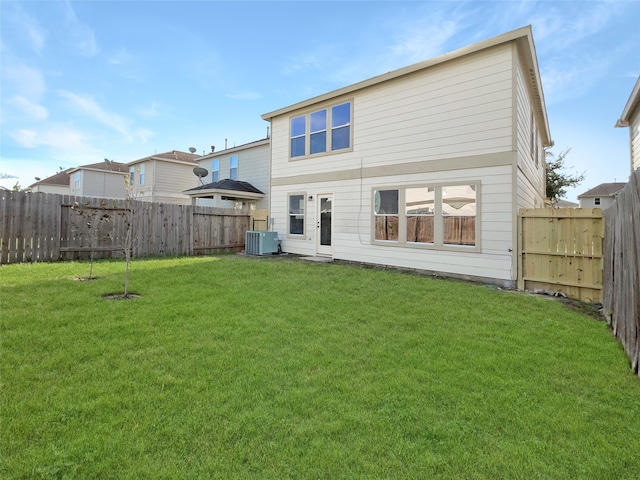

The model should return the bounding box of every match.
[245,231,279,255]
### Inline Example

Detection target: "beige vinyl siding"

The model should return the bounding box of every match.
[271,44,515,181]
[79,170,127,198]
[514,57,545,206]
[34,184,69,195]
[131,161,197,204]
[631,111,640,171]
[153,162,198,204]
[273,164,515,282]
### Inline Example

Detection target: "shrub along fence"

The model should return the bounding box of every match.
[603,170,640,375]
[0,191,254,264]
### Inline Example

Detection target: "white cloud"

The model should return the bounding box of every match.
[2,64,46,99]
[62,0,98,57]
[6,96,48,121]
[8,125,91,152]
[58,90,132,139]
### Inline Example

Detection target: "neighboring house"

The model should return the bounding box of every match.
[29,169,73,194]
[553,198,578,209]
[577,183,626,209]
[68,161,129,199]
[127,150,199,204]
[184,138,270,210]
[261,25,551,287]
[615,76,640,172]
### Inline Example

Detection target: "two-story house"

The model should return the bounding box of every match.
[184,138,270,211]
[68,161,129,199]
[616,76,640,173]
[261,25,551,287]
[29,169,73,194]
[127,150,200,204]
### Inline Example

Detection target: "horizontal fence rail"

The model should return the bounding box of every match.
[0,191,255,264]
[518,207,604,303]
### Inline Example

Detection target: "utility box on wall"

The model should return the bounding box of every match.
[245,231,279,256]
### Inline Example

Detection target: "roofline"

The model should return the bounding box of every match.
[260,25,550,145]
[67,166,128,175]
[183,188,264,199]
[195,137,270,161]
[616,76,640,128]
[127,156,197,167]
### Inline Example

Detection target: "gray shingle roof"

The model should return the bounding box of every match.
[184,179,264,195]
[578,183,626,198]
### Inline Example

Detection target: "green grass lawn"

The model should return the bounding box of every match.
[1,255,639,479]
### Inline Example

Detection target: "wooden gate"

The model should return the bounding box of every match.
[518,208,604,303]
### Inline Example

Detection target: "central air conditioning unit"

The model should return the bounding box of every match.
[245,231,279,256]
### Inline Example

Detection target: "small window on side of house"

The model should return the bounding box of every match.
[74,172,80,190]
[129,167,135,185]
[212,159,219,182]
[139,164,145,185]
[594,197,601,206]
[230,155,238,180]
[288,193,305,236]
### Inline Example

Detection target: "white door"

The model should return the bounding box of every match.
[316,193,333,256]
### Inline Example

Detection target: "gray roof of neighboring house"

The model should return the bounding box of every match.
[68,161,129,174]
[29,169,72,188]
[184,178,264,195]
[129,150,199,165]
[577,182,626,198]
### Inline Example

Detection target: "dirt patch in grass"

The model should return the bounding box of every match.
[102,293,140,300]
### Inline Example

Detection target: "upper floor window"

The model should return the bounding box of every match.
[129,166,135,185]
[74,172,80,190]
[139,164,145,185]
[290,101,352,158]
[594,198,601,206]
[212,159,219,182]
[229,155,238,180]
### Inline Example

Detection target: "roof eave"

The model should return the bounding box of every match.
[261,25,535,121]
[616,76,640,128]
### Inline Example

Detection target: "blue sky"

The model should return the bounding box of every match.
[1,0,638,201]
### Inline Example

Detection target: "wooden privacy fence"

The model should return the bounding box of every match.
[518,208,604,303]
[0,191,253,264]
[603,170,640,375]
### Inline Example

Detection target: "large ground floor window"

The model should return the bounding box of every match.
[373,184,477,248]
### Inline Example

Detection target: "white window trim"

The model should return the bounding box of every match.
[287,192,306,238]
[289,99,353,160]
[371,182,480,252]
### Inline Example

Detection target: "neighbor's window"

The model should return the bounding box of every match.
[594,197,601,206]
[406,187,435,244]
[442,185,476,246]
[288,194,305,236]
[74,172,80,190]
[230,155,238,180]
[290,101,352,158]
[374,189,399,241]
[129,166,135,185]
[212,159,219,182]
[139,164,145,185]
